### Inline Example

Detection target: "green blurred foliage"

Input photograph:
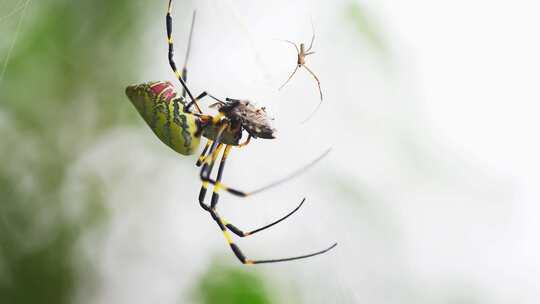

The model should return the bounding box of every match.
[0,0,143,303]
[1,0,141,130]
[191,259,273,304]
[347,1,387,56]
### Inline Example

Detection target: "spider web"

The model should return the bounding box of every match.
[219,0,272,84]
[0,0,31,84]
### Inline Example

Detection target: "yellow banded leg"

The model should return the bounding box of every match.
[205,147,335,264]
[166,0,201,113]
[199,120,331,198]
[165,3,227,115]
[194,121,337,264]
[208,205,337,265]
[195,142,250,264]
[198,143,223,211]
[208,145,309,237]
[196,140,213,167]
[207,145,306,237]
[224,198,307,238]
[207,208,251,264]
[200,148,332,198]
[210,145,232,209]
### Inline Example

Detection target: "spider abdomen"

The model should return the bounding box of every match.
[126,81,201,155]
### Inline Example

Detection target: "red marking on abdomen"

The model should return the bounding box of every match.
[150,82,170,95]
[150,81,177,103]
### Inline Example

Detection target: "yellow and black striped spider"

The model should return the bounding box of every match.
[125,0,337,265]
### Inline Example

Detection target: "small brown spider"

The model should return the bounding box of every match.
[279,21,323,122]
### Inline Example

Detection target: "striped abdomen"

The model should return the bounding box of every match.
[125,81,201,155]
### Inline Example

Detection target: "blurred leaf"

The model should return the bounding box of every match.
[191,259,274,304]
[347,1,387,55]
[0,0,145,302]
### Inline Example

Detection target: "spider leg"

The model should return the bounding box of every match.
[200,143,337,264]
[196,140,213,167]
[224,198,307,237]
[181,11,196,99]
[186,91,226,113]
[299,65,323,123]
[198,122,228,211]
[214,202,337,265]
[208,197,337,265]
[200,145,331,197]
[237,134,251,148]
[306,18,316,52]
[278,65,299,91]
[198,126,310,234]
[166,0,201,113]
[277,39,300,54]
[166,5,223,114]
[302,65,322,101]
[198,139,229,211]
[209,144,232,210]
[198,142,224,211]
[206,145,308,237]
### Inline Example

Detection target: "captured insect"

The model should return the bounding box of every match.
[279,20,323,123]
[125,0,337,265]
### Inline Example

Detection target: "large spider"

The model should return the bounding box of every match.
[125,0,337,265]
